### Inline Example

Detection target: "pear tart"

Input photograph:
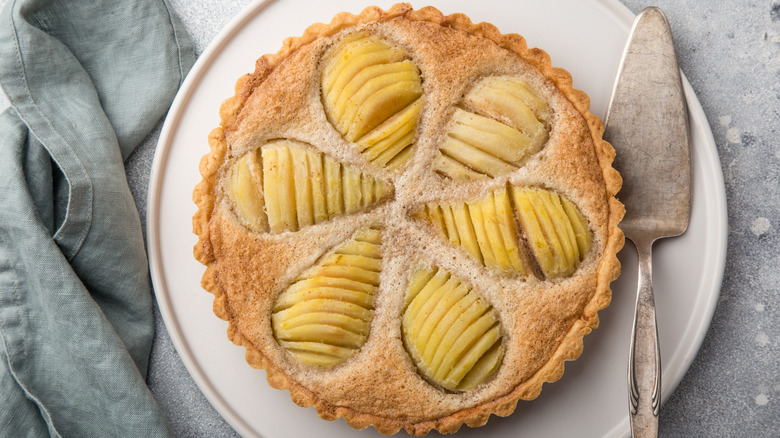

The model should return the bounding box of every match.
[193,3,624,435]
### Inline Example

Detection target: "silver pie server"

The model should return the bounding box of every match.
[603,7,691,438]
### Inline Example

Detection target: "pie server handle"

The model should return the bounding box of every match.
[604,6,691,438]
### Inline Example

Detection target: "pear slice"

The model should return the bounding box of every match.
[306,149,328,224]
[404,270,450,324]
[272,226,383,367]
[477,194,513,271]
[510,187,557,277]
[278,341,357,367]
[408,278,459,348]
[434,76,551,182]
[402,267,504,392]
[405,267,437,307]
[342,165,363,215]
[324,157,344,218]
[466,201,498,269]
[262,144,297,233]
[510,187,592,279]
[373,178,393,203]
[323,41,406,112]
[345,78,422,142]
[449,108,534,162]
[539,190,579,270]
[439,204,461,246]
[457,342,505,391]
[282,274,375,296]
[465,77,549,144]
[290,146,314,228]
[424,205,448,242]
[225,149,268,233]
[421,290,478,365]
[479,77,550,123]
[417,282,469,362]
[361,173,375,206]
[359,98,422,153]
[274,321,366,347]
[332,61,415,124]
[441,325,502,390]
[492,188,528,274]
[428,300,486,375]
[562,196,592,258]
[320,34,381,93]
[312,265,380,287]
[322,35,406,109]
[439,137,516,178]
[323,45,406,100]
[274,298,373,321]
[433,312,498,383]
[385,145,415,171]
[433,153,490,181]
[451,203,483,265]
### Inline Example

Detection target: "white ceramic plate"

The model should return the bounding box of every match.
[147,0,727,437]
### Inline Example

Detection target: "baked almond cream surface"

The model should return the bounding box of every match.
[193,3,624,435]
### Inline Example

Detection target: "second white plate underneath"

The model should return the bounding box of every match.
[147,0,727,437]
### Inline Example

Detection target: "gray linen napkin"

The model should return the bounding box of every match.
[0,0,194,435]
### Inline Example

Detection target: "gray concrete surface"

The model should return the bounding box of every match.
[2,0,775,436]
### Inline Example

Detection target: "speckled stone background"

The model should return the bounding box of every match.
[2,0,778,436]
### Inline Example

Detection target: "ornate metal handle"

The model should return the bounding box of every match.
[629,237,661,437]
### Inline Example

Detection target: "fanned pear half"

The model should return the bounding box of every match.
[272,226,383,367]
[402,266,504,392]
[434,77,550,181]
[418,185,591,279]
[321,34,423,170]
[225,140,393,234]
[511,187,592,279]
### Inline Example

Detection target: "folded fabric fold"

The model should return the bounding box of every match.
[0,0,194,436]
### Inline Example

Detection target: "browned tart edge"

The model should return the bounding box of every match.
[192,3,625,435]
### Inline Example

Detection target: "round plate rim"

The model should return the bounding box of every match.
[146,1,727,437]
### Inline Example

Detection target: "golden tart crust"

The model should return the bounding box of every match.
[193,3,624,435]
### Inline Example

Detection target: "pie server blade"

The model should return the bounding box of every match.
[603,7,691,437]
